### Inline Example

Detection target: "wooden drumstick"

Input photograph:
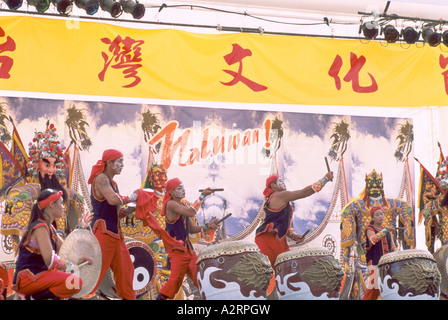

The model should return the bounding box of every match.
[199,188,224,192]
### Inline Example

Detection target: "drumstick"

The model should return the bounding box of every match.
[78,257,94,268]
[199,188,224,192]
[301,229,310,237]
[216,213,232,224]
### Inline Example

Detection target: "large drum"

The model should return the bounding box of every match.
[274,247,343,300]
[434,244,448,299]
[98,238,156,299]
[196,241,273,300]
[378,249,441,300]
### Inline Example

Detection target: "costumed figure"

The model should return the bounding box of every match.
[255,172,333,268]
[1,122,86,252]
[340,169,414,299]
[12,189,92,300]
[419,156,448,253]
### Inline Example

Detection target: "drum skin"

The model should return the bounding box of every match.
[196,241,273,300]
[434,244,448,299]
[98,238,156,298]
[274,247,343,300]
[378,249,441,300]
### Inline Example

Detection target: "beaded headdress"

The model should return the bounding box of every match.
[26,122,68,179]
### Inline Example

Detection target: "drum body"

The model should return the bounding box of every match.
[434,244,448,298]
[196,241,273,300]
[378,249,441,300]
[98,238,156,298]
[274,247,343,300]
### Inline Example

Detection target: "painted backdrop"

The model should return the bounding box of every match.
[0,96,414,259]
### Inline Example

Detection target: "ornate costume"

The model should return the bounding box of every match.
[340,169,414,299]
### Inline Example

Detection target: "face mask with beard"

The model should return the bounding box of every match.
[39,173,68,201]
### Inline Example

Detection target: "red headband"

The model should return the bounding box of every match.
[162,178,182,216]
[263,175,279,198]
[370,206,383,217]
[88,149,124,184]
[38,191,63,210]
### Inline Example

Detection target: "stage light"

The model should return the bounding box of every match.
[27,0,49,12]
[401,27,420,44]
[74,0,98,15]
[52,0,72,14]
[442,30,448,47]
[3,0,22,9]
[99,0,122,17]
[383,25,400,43]
[120,0,144,19]
[422,28,441,47]
[362,21,378,40]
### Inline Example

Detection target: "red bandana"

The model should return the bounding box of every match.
[161,178,182,216]
[38,191,63,210]
[88,149,124,184]
[370,206,382,217]
[263,175,278,198]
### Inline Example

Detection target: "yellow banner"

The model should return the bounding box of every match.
[0,15,447,107]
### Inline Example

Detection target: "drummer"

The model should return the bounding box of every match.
[12,188,92,300]
[156,178,218,300]
[87,149,138,300]
[363,206,398,300]
[255,172,333,268]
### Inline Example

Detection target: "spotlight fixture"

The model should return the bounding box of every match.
[422,28,441,46]
[442,30,448,47]
[74,0,98,15]
[3,0,22,9]
[401,27,420,44]
[52,0,72,14]
[27,0,49,12]
[99,0,122,17]
[362,21,379,40]
[120,0,144,19]
[383,25,400,43]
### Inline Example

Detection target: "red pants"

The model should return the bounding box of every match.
[14,269,82,299]
[363,288,380,300]
[255,232,290,268]
[91,230,136,300]
[159,247,198,299]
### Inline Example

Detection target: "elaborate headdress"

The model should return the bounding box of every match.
[26,122,68,179]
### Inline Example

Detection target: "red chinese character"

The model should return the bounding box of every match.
[0,27,16,79]
[98,35,144,88]
[439,54,448,95]
[221,43,267,92]
[328,52,378,93]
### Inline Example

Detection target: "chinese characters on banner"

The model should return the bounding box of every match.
[328,52,378,93]
[0,27,15,80]
[98,35,144,88]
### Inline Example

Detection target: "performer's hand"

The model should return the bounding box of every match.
[207,218,218,229]
[325,171,334,182]
[386,225,396,232]
[291,233,305,243]
[78,211,93,228]
[201,187,214,197]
